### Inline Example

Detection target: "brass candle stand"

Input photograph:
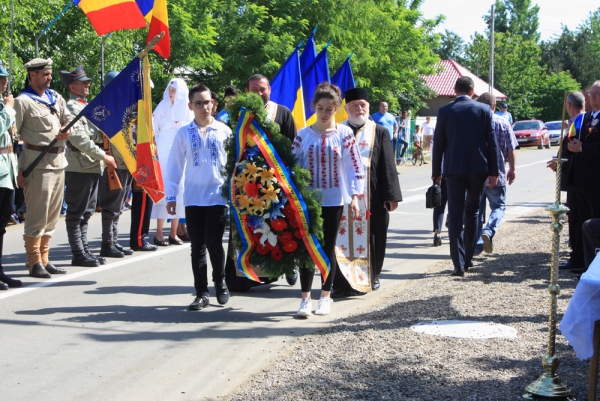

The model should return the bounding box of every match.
[523,92,573,400]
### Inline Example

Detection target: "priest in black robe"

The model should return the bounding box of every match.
[225,74,298,291]
[332,88,403,296]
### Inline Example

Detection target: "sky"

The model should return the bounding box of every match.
[419,0,598,42]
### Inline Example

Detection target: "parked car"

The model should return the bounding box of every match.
[513,120,550,149]
[545,120,564,146]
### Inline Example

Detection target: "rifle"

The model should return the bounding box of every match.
[103,134,122,191]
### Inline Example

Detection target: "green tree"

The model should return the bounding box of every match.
[484,0,540,42]
[536,71,580,122]
[433,29,466,63]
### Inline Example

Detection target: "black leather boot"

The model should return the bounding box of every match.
[113,242,134,255]
[0,262,22,288]
[71,252,100,267]
[100,242,125,258]
[30,262,51,278]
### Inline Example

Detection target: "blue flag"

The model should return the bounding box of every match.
[300,27,317,119]
[331,55,355,123]
[270,47,306,131]
[302,44,331,125]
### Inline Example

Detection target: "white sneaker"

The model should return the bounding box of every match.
[296,298,312,317]
[314,297,332,315]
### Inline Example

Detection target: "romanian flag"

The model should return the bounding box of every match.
[270,46,306,131]
[73,0,147,36]
[302,44,331,125]
[78,55,164,202]
[300,27,317,121]
[136,0,171,59]
[331,54,355,123]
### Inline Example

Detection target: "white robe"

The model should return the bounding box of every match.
[151,79,194,219]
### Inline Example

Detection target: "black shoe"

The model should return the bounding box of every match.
[113,242,134,255]
[153,236,169,246]
[45,263,67,274]
[215,280,230,305]
[451,268,464,277]
[189,295,210,311]
[100,242,125,258]
[285,269,298,286]
[559,260,584,270]
[71,253,100,267]
[346,289,367,296]
[0,280,7,290]
[330,287,349,298]
[168,236,184,245]
[87,252,106,265]
[372,275,381,291]
[433,234,442,247]
[30,262,51,278]
[0,270,22,288]
[464,261,473,272]
[131,243,158,252]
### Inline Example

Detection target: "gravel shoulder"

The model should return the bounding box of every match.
[226,210,590,400]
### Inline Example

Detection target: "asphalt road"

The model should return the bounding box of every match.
[0,146,560,401]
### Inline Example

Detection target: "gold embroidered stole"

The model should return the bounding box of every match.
[335,120,376,292]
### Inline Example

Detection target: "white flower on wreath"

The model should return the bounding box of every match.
[254,222,278,247]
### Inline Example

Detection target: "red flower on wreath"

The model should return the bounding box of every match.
[282,240,298,253]
[271,246,283,261]
[294,229,302,239]
[278,231,293,243]
[252,233,262,245]
[283,203,294,217]
[288,217,298,228]
[245,181,260,199]
[271,219,288,231]
[256,243,270,255]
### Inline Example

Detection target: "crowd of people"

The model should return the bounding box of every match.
[1,56,597,318]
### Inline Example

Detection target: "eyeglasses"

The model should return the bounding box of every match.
[191,100,212,109]
[588,92,600,98]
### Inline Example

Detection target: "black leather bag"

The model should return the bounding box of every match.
[426,183,441,209]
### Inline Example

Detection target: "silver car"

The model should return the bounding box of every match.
[545,120,564,146]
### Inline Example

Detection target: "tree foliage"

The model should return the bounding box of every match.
[433,29,465,64]
[484,0,540,42]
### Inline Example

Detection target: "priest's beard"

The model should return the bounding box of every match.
[348,114,368,126]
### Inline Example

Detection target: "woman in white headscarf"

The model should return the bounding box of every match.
[151,78,194,245]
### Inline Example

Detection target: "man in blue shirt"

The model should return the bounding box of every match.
[495,102,513,124]
[372,101,397,147]
[476,93,517,254]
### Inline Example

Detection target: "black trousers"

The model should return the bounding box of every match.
[446,174,487,269]
[370,206,390,278]
[433,178,448,232]
[98,168,133,243]
[300,206,343,292]
[130,190,153,248]
[0,187,14,263]
[65,171,100,253]
[571,187,600,266]
[186,205,227,296]
[583,218,600,270]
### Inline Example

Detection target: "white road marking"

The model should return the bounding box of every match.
[0,243,190,301]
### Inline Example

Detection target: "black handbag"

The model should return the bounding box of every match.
[426,183,441,209]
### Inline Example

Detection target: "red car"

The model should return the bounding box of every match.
[513,120,550,149]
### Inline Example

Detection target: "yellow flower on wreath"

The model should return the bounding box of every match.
[232,174,248,189]
[242,163,261,179]
[248,198,267,215]
[258,168,276,187]
[260,185,280,208]
[236,195,252,211]
[247,136,256,147]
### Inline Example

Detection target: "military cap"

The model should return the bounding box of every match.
[0,60,9,77]
[104,70,119,86]
[24,58,53,72]
[60,65,92,87]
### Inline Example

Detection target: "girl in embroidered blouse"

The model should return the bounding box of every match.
[292,82,364,317]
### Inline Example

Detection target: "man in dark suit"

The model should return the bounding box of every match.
[565,81,600,273]
[432,77,499,276]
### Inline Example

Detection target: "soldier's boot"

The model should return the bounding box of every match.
[0,257,22,288]
[100,241,125,258]
[40,235,66,275]
[24,236,50,278]
[81,221,106,265]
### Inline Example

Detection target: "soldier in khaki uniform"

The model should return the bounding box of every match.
[0,61,22,289]
[60,65,117,267]
[14,58,74,278]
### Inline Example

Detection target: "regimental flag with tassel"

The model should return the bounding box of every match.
[73,0,147,36]
[331,54,355,123]
[135,0,170,59]
[300,27,317,122]
[302,44,331,125]
[269,46,306,132]
[78,55,165,202]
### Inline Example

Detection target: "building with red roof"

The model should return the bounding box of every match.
[417,60,507,117]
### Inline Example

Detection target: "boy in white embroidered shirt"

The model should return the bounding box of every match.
[165,83,232,311]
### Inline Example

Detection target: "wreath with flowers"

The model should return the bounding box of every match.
[223,93,324,279]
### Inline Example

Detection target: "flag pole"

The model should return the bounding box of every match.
[35,1,73,57]
[8,0,14,94]
[23,32,165,178]
[100,33,113,89]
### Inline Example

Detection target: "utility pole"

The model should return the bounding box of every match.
[489,4,495,93]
